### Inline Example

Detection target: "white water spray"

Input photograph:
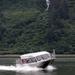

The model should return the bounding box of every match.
[0,65,56,72]
[45,0,50,11]
[0,65,16,71]
[0,65,42,72]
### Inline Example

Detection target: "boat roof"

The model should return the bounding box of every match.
[20,51,50,59]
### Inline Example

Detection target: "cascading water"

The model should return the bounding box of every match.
[45,0,50,11]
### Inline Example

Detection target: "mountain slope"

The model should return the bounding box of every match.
[0,0,75,54]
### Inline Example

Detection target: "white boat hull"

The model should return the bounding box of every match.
[16,58,54,68]
[16,51,55,68]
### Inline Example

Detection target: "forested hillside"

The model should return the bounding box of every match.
[0,0,75,54]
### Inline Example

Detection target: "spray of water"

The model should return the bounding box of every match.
[0,65,16,71]
[45,0,50,11]
[0,64,56,72]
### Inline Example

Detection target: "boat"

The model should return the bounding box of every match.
[16,50,55,68]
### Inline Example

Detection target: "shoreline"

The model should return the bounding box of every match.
[0,54,75,58]
[0,55,20,58]
[0,54,75,62]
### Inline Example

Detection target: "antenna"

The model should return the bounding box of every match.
[53,49,55,54]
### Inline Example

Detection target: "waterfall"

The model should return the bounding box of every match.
[45,0,50,11]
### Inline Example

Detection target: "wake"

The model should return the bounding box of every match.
[0,65,56,72]
[0,65,16,71]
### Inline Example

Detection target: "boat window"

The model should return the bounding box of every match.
[26,58,32,63]
[36,56,42,61]
[36,54,50,61]
[27,57,37,63]
[22,57,37,63]
[41,54,50,60]
[31,57,37,62]
[22,59,27,63]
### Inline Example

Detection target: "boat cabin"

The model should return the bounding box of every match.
[20,51,51,64]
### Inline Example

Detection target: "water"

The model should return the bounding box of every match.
[45,0,50,11]
[0,58,75,75]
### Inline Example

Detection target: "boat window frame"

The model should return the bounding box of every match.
[21,53,50,64]
[36,54,50,61]
[21,57,37,64]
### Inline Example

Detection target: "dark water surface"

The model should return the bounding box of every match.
[0,58,75,75]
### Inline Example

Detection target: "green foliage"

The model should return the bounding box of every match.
[0,0,75,54]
